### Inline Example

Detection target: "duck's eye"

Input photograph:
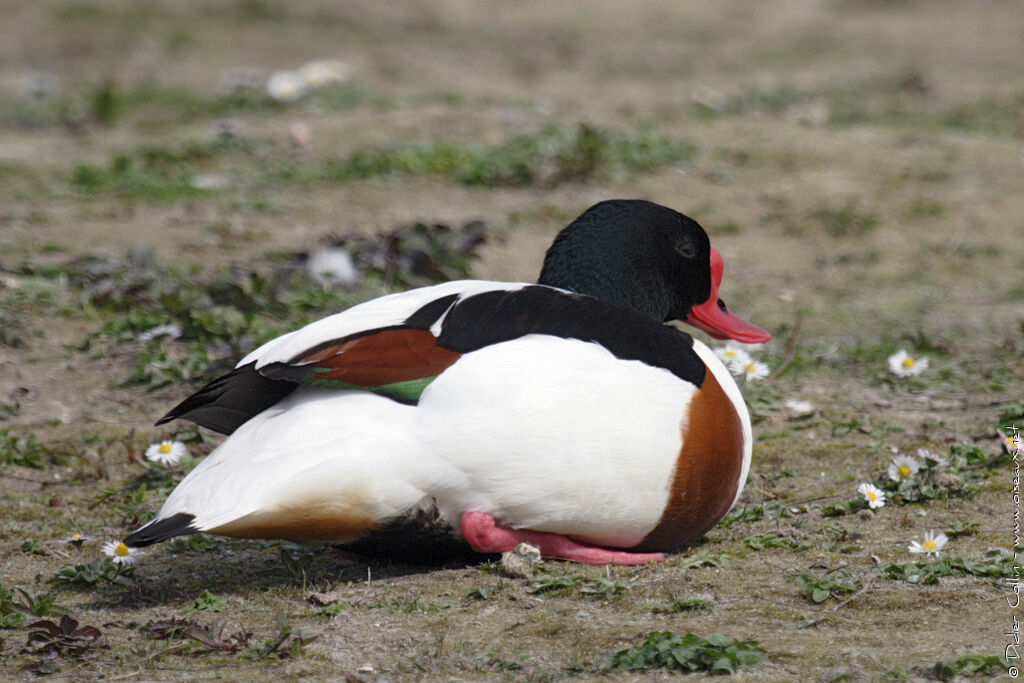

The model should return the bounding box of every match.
[675,240,696,258]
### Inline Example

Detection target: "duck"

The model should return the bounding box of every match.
[124,199,771,565]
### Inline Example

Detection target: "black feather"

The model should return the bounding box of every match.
[123,512,197,547]
[155,362,296,435]
[438,286,707,387]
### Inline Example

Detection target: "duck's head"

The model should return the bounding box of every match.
[539,199,771,343]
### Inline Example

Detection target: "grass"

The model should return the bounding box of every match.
[607,631,765,674]
[68,136,253,201]
[0,79,369,132]
[64,123,695,203]
[639,597,715,613]
[917,653,1011,680]
[810,198,880,237]
[528,573,627,599]
[881,548,1018,584]
[287,124,694,188]
[694,71,1024,136]
[0,429,51,468]
[798,571,864,604]
[820,442,1003,517]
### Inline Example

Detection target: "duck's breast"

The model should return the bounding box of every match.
[634,339,750,550]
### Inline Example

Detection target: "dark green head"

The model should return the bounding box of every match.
[538,199,770,342]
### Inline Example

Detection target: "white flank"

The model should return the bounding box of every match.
[153,388,459,533]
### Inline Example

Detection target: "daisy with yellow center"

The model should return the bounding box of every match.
[102,540,140,566]
[63,532,93,549]
[298,59,351,88]
[915,447,947,467]
[145,440,188,466]
[714,342,752,368]
[857,482,885,509]
[908,530,948,558]
[266,70,308,102]
[999,429,1024,456]
[887,453,921,482]
[734,359,770,382]
[887,349,929,377]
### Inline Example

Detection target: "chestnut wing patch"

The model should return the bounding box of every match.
[260,327,461,404]
[157,293,464,434]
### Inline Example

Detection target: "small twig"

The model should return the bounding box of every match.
[831,582,869,611]
[822,563,849,576]
[773,313,804,377]
[782,494,839,507]
[798,583,869,629]
[961,453,1010,470]
[434,626,451,658]
[758,559,791,573]
[0,471,47,485]
[107,669,147,681]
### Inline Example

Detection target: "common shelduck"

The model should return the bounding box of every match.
[124,199,771,565]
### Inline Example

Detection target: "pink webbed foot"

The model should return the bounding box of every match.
[460,511,664,566]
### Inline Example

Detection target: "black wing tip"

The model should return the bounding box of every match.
[124,512,198,547]
[153,362,297,435]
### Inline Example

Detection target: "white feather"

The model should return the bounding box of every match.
[156,388,462,533]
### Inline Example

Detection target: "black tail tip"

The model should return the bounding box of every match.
[124,512,198,547]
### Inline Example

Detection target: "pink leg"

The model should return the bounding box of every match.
[460,511,664,566]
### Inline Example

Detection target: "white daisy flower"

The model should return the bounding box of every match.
[857,482,885,509]
[784,399,814,416]
[266,71,307,102]
[915,447,948,467]
[999,429,1024,456]
[887,453,922,482]
[908,530,948,558]
[307,247,359,288]
[887,349,928,377]
[102,540,140,566]
[714,342,752,369]
[137,322,183,343]
[298,59,351,88]
[145,440,188,466]
[63,532,94,548]
[732,359,770,382]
